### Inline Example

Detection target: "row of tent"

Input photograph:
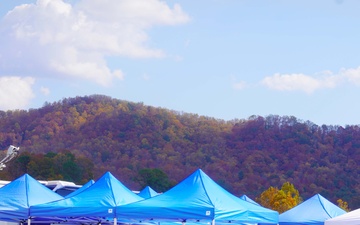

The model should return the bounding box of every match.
[0,169,358,225]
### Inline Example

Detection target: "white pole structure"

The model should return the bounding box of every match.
[212,219,215,225]
[114,217,117,225]
[28,218,31,225]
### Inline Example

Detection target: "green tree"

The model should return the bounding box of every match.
[6,152,31,178]
[135,168,174,192]
[1,151,93,183]
[52,151,84,183]
[27,155,55,180]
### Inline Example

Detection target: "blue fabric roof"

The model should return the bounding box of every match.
[240,194,260,206]
[0,174,63,222]
[30,171,143,218]
[138,186,159,199]
[279,194,346,225]
[65,179,95,198]
[116,169,279,224]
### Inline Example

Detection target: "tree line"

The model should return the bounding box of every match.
[0,153,350,214]
[0,95,359,208]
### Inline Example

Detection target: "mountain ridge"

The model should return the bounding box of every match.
[0,95,359,208]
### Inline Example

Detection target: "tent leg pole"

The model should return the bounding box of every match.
[114,217,117,225]
[28,218,31,225]
[212,220,215,225]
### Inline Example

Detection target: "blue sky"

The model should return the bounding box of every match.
[0,0,360,126]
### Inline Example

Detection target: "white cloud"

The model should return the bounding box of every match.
[340,66,360,86]
[0,77,35,110]
[40,86,50,95]
[76,0,190,27]
[261,72,342,94]
[262,73,321,94]
[0,0,190,86]
[113,70,125,80]
[232,81,247,90]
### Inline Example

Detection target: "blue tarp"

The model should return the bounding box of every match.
[116,169,279,224]
[65,179,95,198]
[279,194,346,225]
[240,194,260,206]
[0,174,63,222]
[138,186,159,199]
[30,171,143,219]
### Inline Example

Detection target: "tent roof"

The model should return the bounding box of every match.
[239,194,260,206]
[0,174,63,221]
[279,194,346,225]
[138,186,159,199]
[30,171,143,218]
[325,208,360,225]
[117,169,278,224]
[65,179,95,198]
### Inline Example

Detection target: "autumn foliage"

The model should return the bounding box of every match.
[0,95,359,208]
[257,182,302,213]
[337,199,350,212]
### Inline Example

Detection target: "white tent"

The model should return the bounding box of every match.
[325,208,360,225]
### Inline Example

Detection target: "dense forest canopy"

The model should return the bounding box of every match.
[0,95,359,208]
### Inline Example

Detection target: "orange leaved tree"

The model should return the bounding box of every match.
[256,182,302,213]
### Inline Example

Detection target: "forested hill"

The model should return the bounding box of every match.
[0,95,359,208]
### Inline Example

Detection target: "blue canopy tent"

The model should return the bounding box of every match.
[116,169,278,225]
[138,186,159,199]
[30,171,143,225]
[279,194,346,225]
[240,195,260,206]
[65,179,95,198]
[0,174,63,224]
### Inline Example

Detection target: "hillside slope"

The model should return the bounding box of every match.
[0,95,359,208]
